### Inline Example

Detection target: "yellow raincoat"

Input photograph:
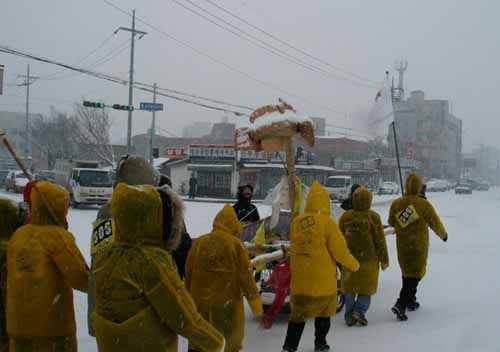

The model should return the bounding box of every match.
[0,199,22,352]
[339,187,389,296]
[93,183,223,352]
[185,204,263,352]
[289,181,359,322]
[7,181,89,352]
[388,173,447,278]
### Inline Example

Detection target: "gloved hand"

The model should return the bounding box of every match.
[443,234,448,242]
[381,262,389,271]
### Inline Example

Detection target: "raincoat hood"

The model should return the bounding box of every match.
[112,183,163,246]
[0,198,21,240]
[405,172,423,196]
[115,155,158,186]
[304,181,330,216]
[352,187,373,211]
[212,204,243,236]
[31,181,69,226]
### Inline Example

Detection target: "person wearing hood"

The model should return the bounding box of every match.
[0,199,26,351]
[7,181,89,352]
[88,155,159,336]
[339,187,389,327]
[93,184,224,352]
[233,184,260,224]
[340,184,361,211]
[282,181,359,352]
[185,204,263,352]
[388,173,448,321]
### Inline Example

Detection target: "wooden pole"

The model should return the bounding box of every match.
[285,139,297,217]
[0,129,63,227]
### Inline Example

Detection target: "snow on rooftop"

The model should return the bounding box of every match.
[153,157,170,169]
[248,110,314,131]
[242,163,335,171]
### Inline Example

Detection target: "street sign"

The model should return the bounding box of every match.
[0,65,4,95]
[140,102,163,111]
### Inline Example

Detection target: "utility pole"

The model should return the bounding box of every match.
[149,83,157,164]
[17,64,39,163]
[115,10,147,154]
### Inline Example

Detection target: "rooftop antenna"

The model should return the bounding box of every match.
[394,58,408,101]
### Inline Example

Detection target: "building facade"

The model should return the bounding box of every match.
[391,90,462,180]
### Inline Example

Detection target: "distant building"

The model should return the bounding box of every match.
[182,121,213,138]
[0,110,41,170]
[391,90,462,180]
[311,117,326,136]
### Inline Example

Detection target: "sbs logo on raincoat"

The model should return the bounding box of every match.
[396,204,419,228]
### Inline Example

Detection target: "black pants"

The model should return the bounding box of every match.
[397,277,421,308]
[283,317,331,350]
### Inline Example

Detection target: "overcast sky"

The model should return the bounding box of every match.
[1,0,498,151]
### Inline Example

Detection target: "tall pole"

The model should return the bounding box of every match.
[390,74,405,194]
[18,64,38,165]
[115,10,147,154]
[127,10,135,154]
[25,64,30,160]
[149,83,157,164]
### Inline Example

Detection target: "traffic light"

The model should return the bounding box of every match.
[112,104,134,111]
[83,101,105,108]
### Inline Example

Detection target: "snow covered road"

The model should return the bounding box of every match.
[1,189,498,351]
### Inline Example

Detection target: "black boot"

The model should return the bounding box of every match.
[314,317,331,351]
[407,299,420,311]
[282,321,305,352]
[392,302,408,321]
[345,312,357,327]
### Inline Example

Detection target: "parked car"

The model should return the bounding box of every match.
[455,183,472,195]
[0,170,9,187]
[5,171,29,193]
[427,179,448,192]
[476,181,490,191]
[34,170,56,183]
[378,181,400,195]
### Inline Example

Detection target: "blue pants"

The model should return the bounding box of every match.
[345,294,371,317]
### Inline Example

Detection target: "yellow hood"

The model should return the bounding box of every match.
[0,198,21,240]
[305,181,330,216]
[212,204,242,236]
[31,181,69,226]
[112,183,163,246]
[405,172,423,196]
[352,187,373,211]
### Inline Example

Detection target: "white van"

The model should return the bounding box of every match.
[325,176,352,202]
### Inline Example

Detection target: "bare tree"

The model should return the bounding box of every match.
[368,136,390,158]
[72,104,115,166]
[31,108,78,169]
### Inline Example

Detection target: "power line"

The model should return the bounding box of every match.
[203,0,379,85]
[102,0,344,115]
[40,32,117,79]
[134,81,253,111]
[0,44,250,115]
[41,39,131,81]
[175,0,377,89]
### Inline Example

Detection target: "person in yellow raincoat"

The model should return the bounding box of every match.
[93,183,224,352]
[185,204,263,352]
[339,187,389,327]
[7,181,89,352]
[282,181,359,352]
[0,199,25,352]
[388,173,448,321]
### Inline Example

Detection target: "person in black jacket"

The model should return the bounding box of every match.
[158,175,193,280]
[340,184,361,211]
[188,174,198,200]
[233,184,260,223]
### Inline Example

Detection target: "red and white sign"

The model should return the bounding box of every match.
[165,147,187,158]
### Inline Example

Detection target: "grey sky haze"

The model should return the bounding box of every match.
[1,0,498,151]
